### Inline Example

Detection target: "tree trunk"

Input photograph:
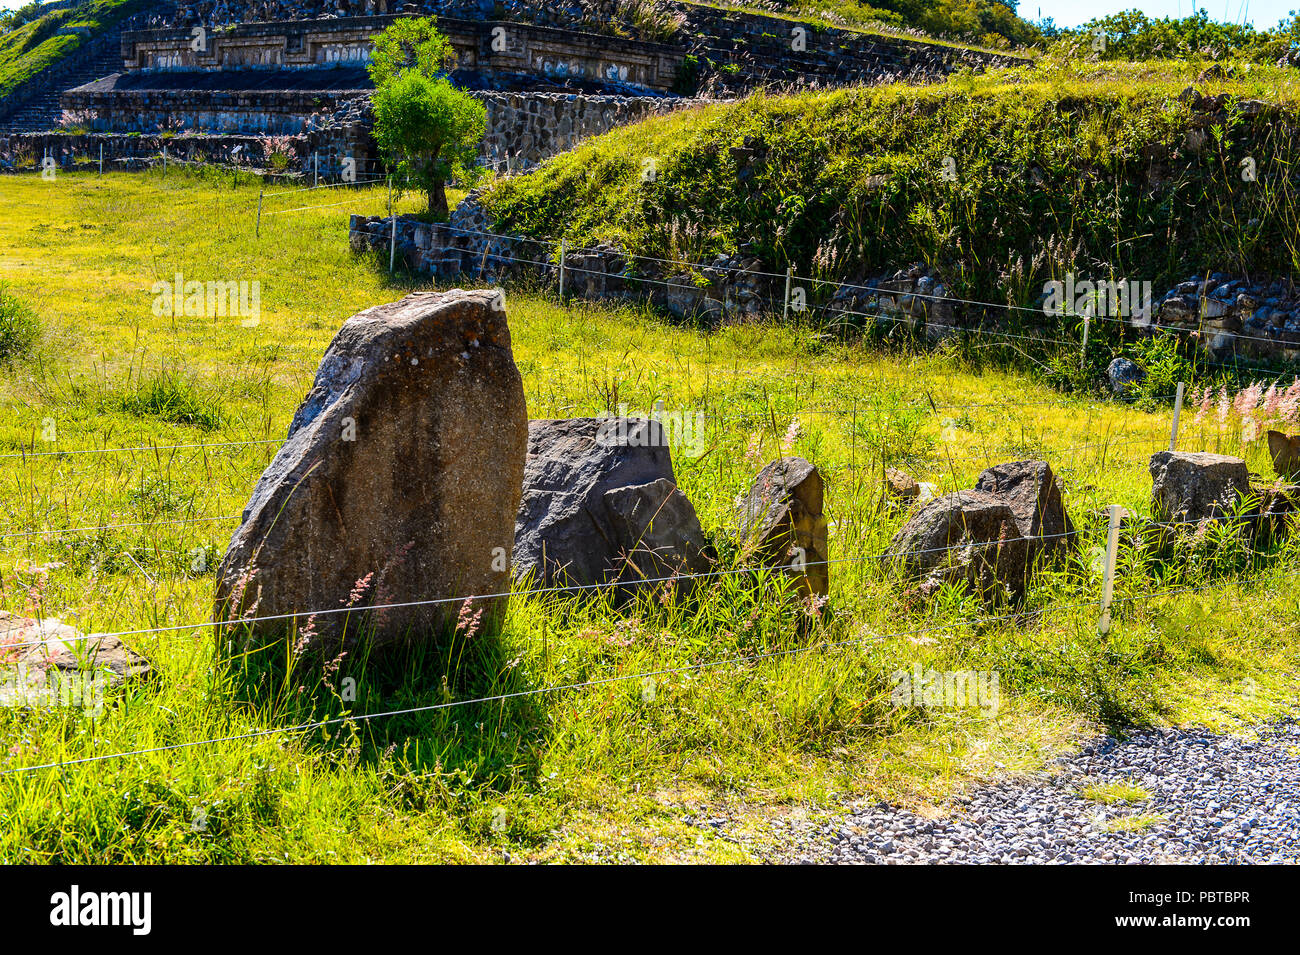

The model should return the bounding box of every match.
[429,178,449,220]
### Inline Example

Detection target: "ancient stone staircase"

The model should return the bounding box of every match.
[0,21,136,134]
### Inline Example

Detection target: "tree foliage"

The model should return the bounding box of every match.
[368,17,485,219]
[366,15,458,86]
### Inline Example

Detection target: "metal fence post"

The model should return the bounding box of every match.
[783,265,793,321]
[1098,504,1124,636]
[255,187,263,238]
[389,212,397,274]
[98,143,103,176]
[1169,381,1185,452]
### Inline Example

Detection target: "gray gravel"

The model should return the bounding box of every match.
[787,721,1300,864]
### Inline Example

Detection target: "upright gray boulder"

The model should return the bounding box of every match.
[889,459,1072,602]
[514,417,710,589]
[1149,451,1250,523]
[973,460,1076,561]
[214,290,528,651]
[887,490,1030,602]
[736,457,829,598]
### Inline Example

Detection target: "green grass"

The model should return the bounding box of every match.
[482,59,1300,332]
[0,281,41,362]
[0,168,1297,863]
[0,0,146,102]
[1081,779,1152,804]
[1104,813,1166,832]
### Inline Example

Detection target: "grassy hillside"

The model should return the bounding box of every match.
[0,170,1297,861]
[688,0,1040,51]
[0,0,144,102]
[482,60,1300,316]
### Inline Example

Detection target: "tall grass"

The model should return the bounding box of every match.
[0,172,1296,863]
[0,282,41,364]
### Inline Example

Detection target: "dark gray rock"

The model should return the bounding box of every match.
[1106,357,1146,399]
[736,457,829,598]
[514,417,709,589]
[973,460,1075,563]
[887,490,1029,602]
[213,289,528,652]
[604,477,712,585]
[1149,451,1251,523]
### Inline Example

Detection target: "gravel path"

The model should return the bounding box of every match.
[786,721,1300,864]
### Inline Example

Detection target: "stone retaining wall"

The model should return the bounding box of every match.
[51,83,701,170]
[346,203,1297,364]
[0,124,373,177]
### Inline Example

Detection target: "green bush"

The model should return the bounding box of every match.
[0,281,42,363]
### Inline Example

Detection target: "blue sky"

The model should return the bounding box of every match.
[1027,1,1297,29]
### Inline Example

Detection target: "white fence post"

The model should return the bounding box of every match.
[1169,381,1185,452]
[558,238,568,299]
[1098,504,1125,636]
[389,212,397,274]
[1079,306,1091,369]
[783,265,793,321]
[98,143,103,176]
[255,187,263,238]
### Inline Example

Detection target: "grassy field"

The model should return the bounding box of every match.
[0,168,1297,863]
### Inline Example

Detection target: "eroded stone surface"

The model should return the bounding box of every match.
[214,289,528,651]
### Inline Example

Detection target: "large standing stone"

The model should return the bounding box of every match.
[213,290,528,651]
[1149,451,1251,522]
[735,457,829,598]
[887,491,1030,602]
[514,417,710,588]
[973,460,1076,562]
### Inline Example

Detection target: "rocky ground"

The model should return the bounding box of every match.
[774,721,1300,864]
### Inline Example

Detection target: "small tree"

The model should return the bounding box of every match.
[368,17,485,219]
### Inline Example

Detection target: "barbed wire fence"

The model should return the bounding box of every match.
[4,513,1298,777]
[2,169,1299,780]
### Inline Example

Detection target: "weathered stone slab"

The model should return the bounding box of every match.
[1149,451,1251,523]
[972,460,1075,562]
[514,417,709,589]
[887,490,1030,602]
[736,457,829,598]
[213,289,528,651]
[0,612,149,707]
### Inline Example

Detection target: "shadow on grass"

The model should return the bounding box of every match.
[218,616,551,796]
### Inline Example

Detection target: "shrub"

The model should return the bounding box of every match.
[0,282,42,363]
